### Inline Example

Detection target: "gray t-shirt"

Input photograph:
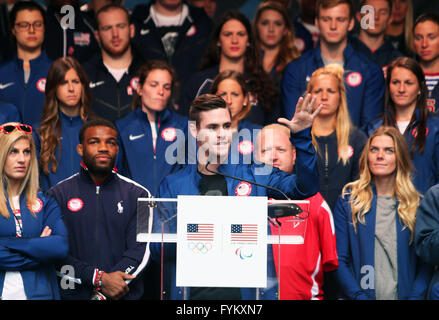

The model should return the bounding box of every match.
[374,195,398,300]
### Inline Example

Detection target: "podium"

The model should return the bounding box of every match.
[136,196,309,300]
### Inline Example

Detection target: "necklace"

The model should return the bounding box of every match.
[151,4,185,28]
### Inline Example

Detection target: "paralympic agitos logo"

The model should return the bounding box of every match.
[235,247,253,260]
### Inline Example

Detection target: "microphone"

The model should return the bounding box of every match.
[205,161,303,218]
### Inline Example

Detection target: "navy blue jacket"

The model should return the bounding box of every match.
[415,184,439,299]
[349,36,403,71]
[115,107,188,196]
[0,191,69,299]
[131,3,213,89]
[151,127,319,299]
[83,47,145,123]
[334,188,431,300]
[48,165,151,300]
[281,43,385,129]
[315,127,367,211]
[293,18,314,54]
[0,101,22,124]
[44,6,99,64]
[0,51,52,126]
[365,110,439,195]
[33,111,84,192]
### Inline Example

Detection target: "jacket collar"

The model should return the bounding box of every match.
[79,161,117,186]
[314,42,355,66]
[134,106,173,125]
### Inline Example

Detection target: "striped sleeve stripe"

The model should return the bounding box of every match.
[115,173,154,282]
[321,200,335,235]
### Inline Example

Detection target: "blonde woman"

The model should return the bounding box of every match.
[305,64,367,210]
[0,123,68,300]
[334,126,431,300]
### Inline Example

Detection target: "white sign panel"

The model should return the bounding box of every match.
[176,195,267,288]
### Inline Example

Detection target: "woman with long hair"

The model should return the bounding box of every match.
[305,64,367,211]
[385,0,415,57]
[180,9,279,126]
[210,70,261,164]
[115,60,188,195]
[366,57,439,194]
[253,1,301,81]
[0,122,68,299]
[35,56,97,191]
[334,126,431,299]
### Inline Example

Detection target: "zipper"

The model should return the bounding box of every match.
[94,185,100,266]
[324,143,329,200]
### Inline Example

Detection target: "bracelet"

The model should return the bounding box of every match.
[94,270,104,292]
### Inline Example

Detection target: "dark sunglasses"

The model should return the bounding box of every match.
[0,124,33,134]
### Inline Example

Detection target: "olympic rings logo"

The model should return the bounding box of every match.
[188,242,213,254]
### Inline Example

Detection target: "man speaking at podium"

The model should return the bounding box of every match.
[151,93,322,300]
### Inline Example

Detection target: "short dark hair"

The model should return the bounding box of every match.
[316,0,354,19]
[414,13,439,31]
[359,0,392,13]
[79,119,118,144]
[189,94,228,125]
[132,60,178,110]
[9,1,46,31]
[95,4,131,28]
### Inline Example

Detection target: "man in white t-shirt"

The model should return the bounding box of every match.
[83,4,146,122]
[413,13,439,113]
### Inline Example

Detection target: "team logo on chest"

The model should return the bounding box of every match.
[28,198,43,213]
[186,25,197,37]
[67,198,84,212]
[412,126,429,138]
[235,181,252,196]
[117,201,124,214]
[238,140,254,155]
[36,78,46,93]
[346,72,362,87]
[338,145,354,159]
[161,127,177,142]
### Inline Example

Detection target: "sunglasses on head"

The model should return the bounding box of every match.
[0,124,33,134]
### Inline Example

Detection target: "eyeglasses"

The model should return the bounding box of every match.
[15,21,44,31]
[0,124,33,134]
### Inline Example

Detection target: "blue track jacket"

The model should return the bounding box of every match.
[151,127,319,300]
[115,107,188,196]
[0,101,22,124]
[0,191,68,299]
[365,110,439,195]
[281,43,385,129]
[33,111,84,192]
[0,51,52,126]
[334,188,431,300]
[415,184,439,299]
[48,165,152,300]
[83,47,145,123]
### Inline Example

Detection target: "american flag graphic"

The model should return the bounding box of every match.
[73,32,90,45]
[231,224,258,242]
[187,223,214,241]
